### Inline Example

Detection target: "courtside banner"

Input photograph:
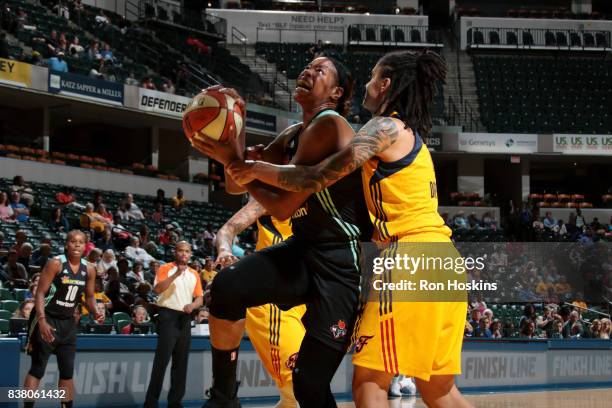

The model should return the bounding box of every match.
[553,134,612,156]
[458,132,538,154]
[0,58,32,87]
[138,88,190,117]
[48,71,123,106]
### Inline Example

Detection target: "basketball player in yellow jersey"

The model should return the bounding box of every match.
[227,50,473,408]
[215,197,306,408]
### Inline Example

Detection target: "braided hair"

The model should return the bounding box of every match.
[325,56,354,117]
[376,50,447,135]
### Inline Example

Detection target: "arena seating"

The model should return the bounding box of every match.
[474,53,612,134]
[254,42,445,121]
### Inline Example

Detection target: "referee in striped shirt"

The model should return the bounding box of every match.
[144,241,203,408]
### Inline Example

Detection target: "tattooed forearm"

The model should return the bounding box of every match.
[216,198,266,253]
[275,117,400,193]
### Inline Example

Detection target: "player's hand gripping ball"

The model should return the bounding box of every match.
[182,87,245,144]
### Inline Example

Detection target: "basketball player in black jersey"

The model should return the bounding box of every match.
[23,230,102,408]
[192,57,372,408]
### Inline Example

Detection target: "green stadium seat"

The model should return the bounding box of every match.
[116,320,130,332]
[0,288,14,301]
[0,310,13,320]
[0,319,9,334]
[1,300,19,312]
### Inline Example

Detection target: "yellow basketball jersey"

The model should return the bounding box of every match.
[255,215,292,250]
[362,133,451,242]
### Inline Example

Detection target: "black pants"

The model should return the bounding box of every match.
[144,307,191,408]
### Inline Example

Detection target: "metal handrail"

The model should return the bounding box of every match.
[231,26,248,56]
[256,26,345,45]
[347,24,443,46]
[466,26,612,50]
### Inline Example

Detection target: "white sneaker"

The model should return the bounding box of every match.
[389,376,402,398]
[399,376,417,395]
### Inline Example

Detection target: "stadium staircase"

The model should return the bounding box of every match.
[225,42,295,111]
[440,31,485,132]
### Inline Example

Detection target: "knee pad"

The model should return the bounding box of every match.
[209,268,247,321]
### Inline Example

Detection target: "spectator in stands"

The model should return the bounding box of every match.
[96,227,115,253]
[453,211,468,229]
[151,202,164,225]
[172,188,186,210]
[68,36,84,57]
[89,60,106,80]
[17,242,32,277]
[57,33,68,54]
[48,50,68,72]
[579,228,595,244]
[53,2,69,19]
[536,306,557,337]
[590,217,603,232]
[562,310,581,338]
[125,71,139,86]
[127,261,147,284]
[481,211,497,229]
[468,309,481,331]
[467,212,479,229]
[125,193,145,220]
[13,298,34,319]
[87,41,101,61]
[600,318,610,339]
[0,31,8,59]
[590,319,601,338]
[569,322,584,339]
[307,40,324,59]
[543,211,556,229]
[0,191,15,222]
[483,308,494,322]
[90,300,113,325]
[162,79,175,94]
[56,186,78,208]
[121,305,150,334]
[81,277,112,316]
[554,219,567,236]
[520,321,537,339]
[11,176,34,206]
[10,230,27,255]
[195,307,209,324]
[95,10,110,27]
[97,249,117,278]
[100,42,115,64]
[115,201,130,222]
[125,236,156,268]
[575,209,586,230]
[551,319,564,339]
[49,207,70,233]
[134,281,156,307]
[201,256,217,284]
[490,319,502,339]
[502,321,517,338]
[97,203,113,224]
[202,222,216,249]
[81,203,112,234]
[475,317,492,338]
[9,192,29,223]
[31,243,51,270]
[87,248,102,266]
[142,77,157,90]
[44,30,59,55]
[519,303,537,329]
[4,249,27,288]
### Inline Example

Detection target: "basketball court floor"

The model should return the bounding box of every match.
[245,388,612,408]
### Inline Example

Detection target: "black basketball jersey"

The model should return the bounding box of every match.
[45,255,88,319]
[287,109,373,243]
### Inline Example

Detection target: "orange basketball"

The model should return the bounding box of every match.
[182,89,244,144]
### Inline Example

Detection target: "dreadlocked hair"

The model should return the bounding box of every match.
[325,56,354,117]
[376,50,447,135]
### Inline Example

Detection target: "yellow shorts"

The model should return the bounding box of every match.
[245,304,307,387]
[352,233,467,381]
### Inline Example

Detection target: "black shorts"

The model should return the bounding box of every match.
[27,311,78,380]
[210,236,361,351]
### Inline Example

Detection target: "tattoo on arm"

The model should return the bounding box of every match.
[216,198,267,251]
[276,117,400,193]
